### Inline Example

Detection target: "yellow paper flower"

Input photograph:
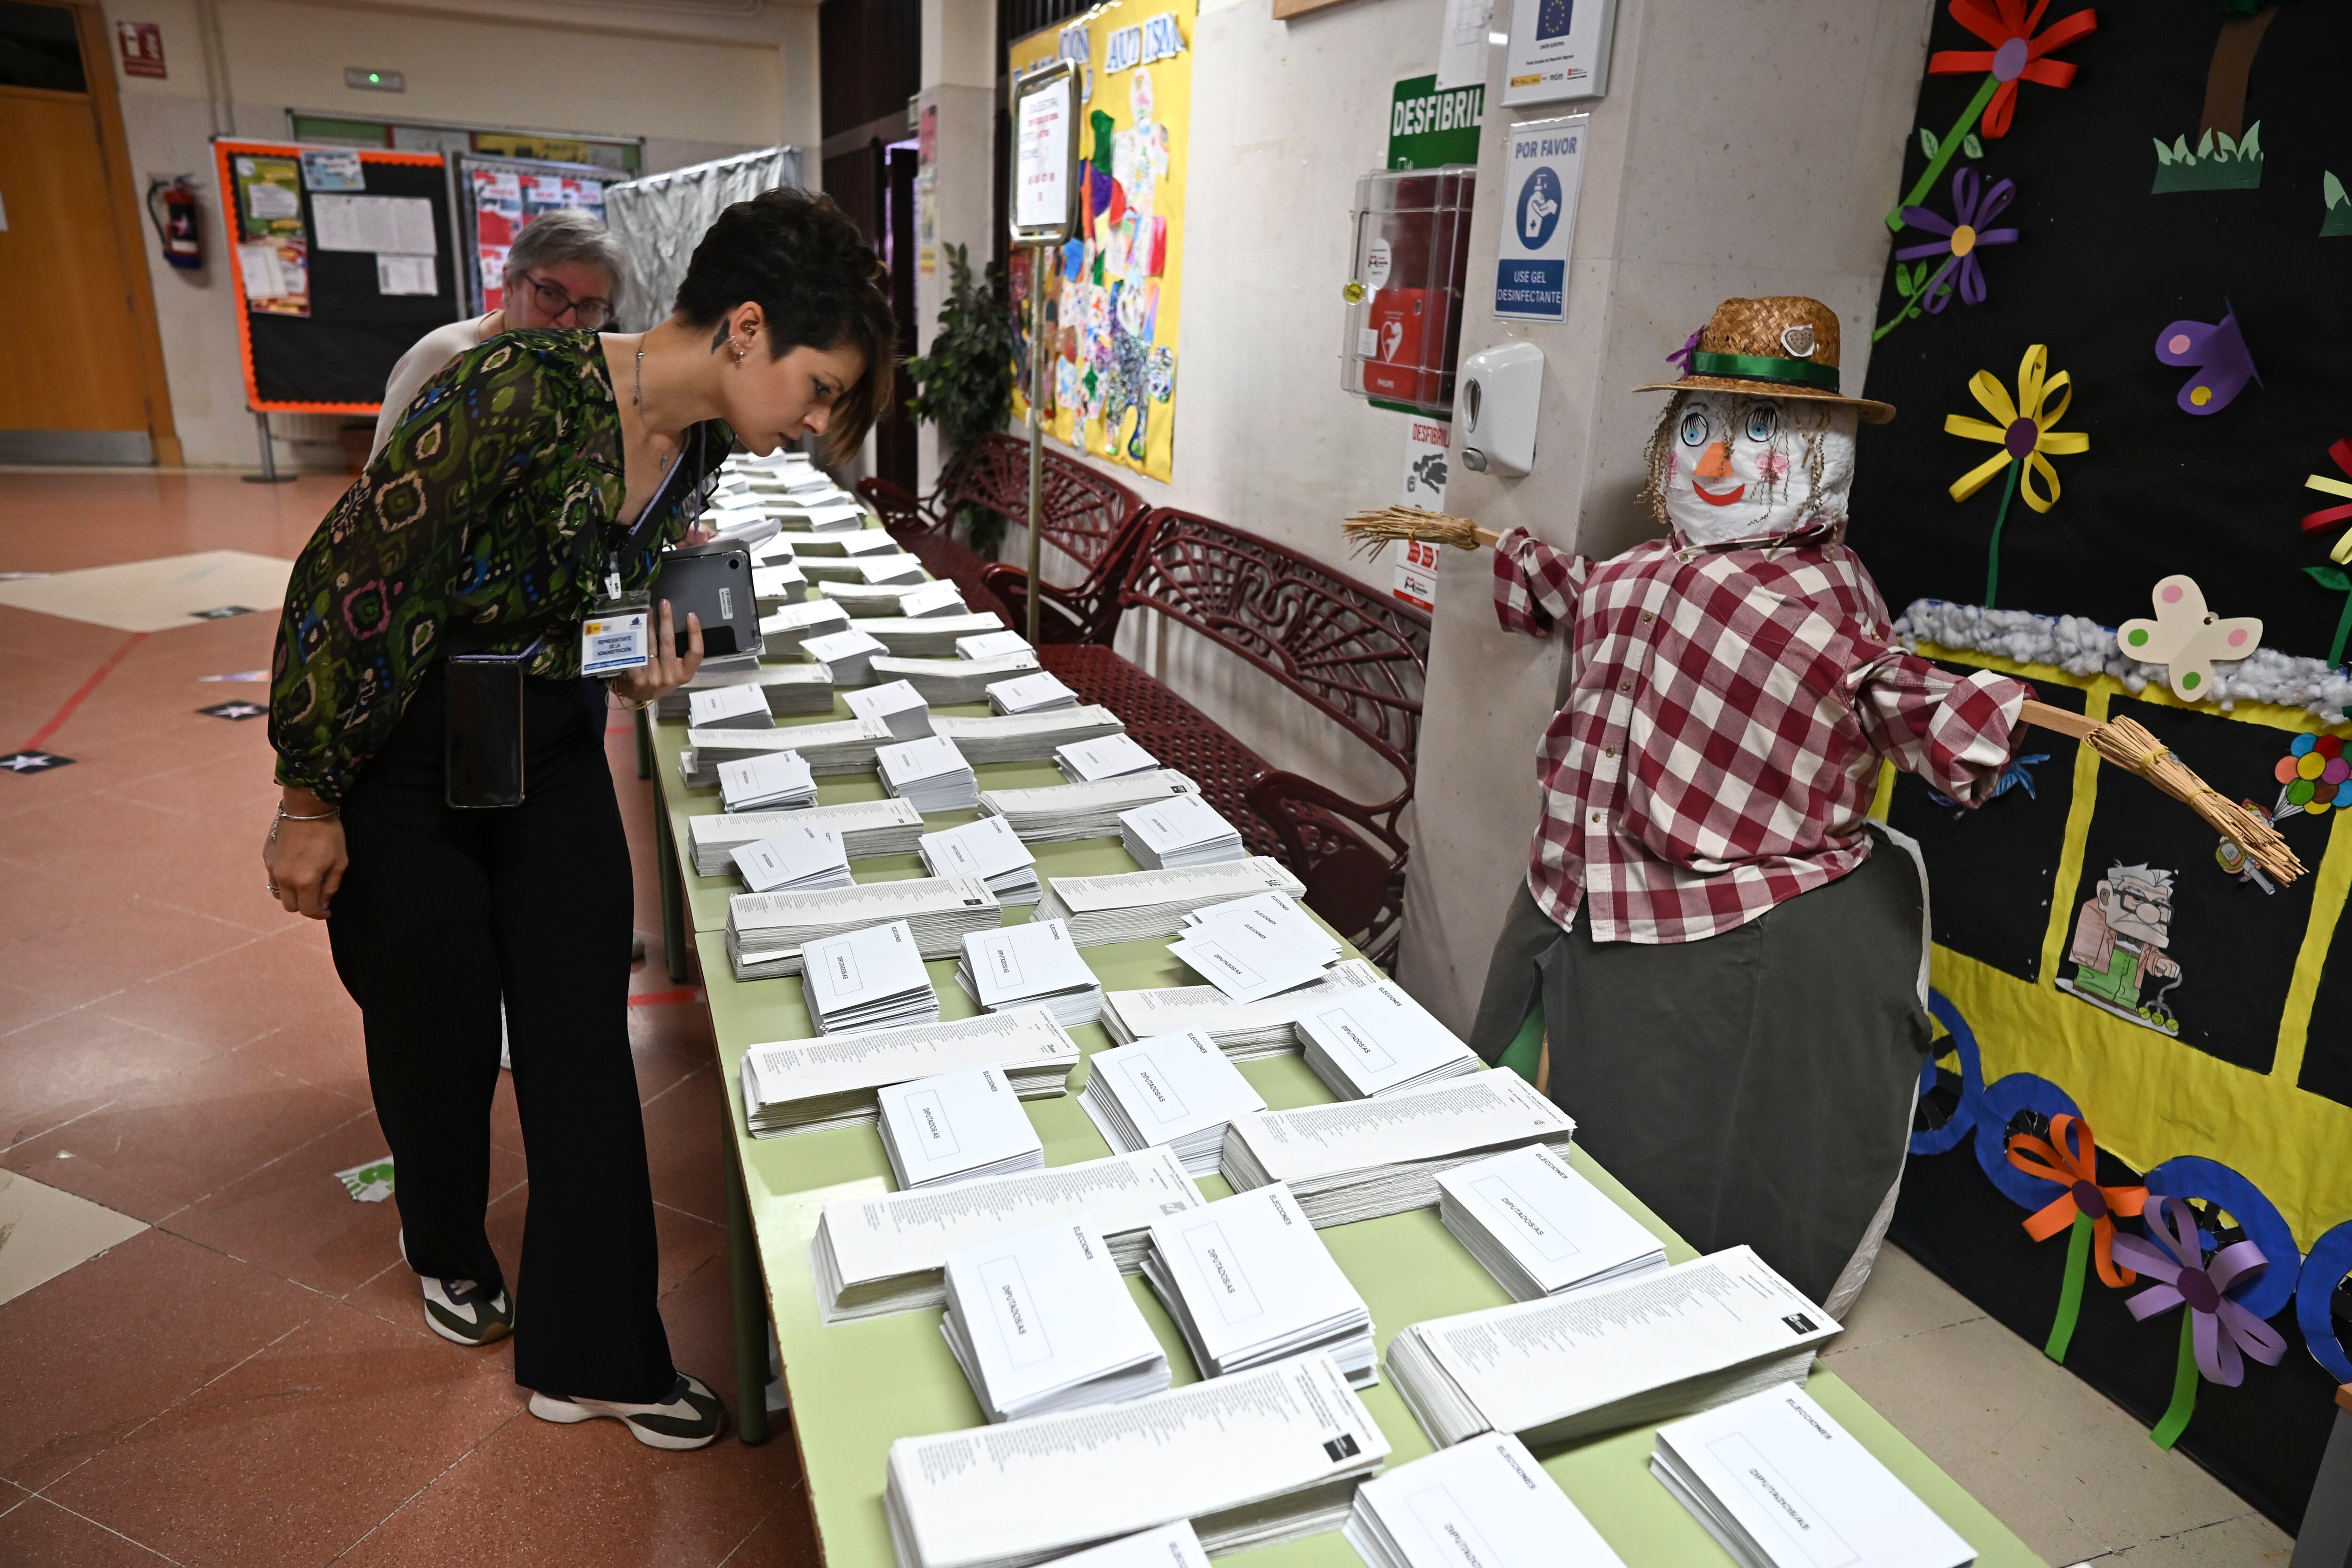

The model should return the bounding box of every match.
[1944,343,2089,513]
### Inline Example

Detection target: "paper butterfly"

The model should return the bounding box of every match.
[2154,309,2260,416]
[2117,574,2262,701]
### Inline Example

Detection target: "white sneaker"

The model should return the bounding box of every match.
[397,1230,512,1347]
[530,1372,727,1450]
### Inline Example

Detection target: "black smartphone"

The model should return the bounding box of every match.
[444,652,527,809]
[649,542,762,658]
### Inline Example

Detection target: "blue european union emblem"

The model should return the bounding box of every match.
[1538,0,1573,40]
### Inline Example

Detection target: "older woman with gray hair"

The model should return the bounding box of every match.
[369,207,629,459]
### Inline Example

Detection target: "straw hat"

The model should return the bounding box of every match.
[1634,295,1895,423]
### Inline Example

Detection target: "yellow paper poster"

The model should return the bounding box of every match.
[1009,0,1192,483]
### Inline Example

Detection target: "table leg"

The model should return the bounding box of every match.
[726,1126,772,1447]
[654,788,689,985]
[635,704,653,780]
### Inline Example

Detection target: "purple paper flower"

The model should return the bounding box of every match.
[2110,1197,2288,1386]
[1896,167,2020,312]
[1666,327,1702,376]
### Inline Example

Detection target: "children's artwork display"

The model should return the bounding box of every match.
[1852,0,2352,1532]
[1008,0,1193,483]
[455,155,610,315]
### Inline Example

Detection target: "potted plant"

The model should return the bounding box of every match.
[904,243,1017,557]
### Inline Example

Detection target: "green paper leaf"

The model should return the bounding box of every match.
[2196,128,2216,159]
[2217,130,2239,159]
[2242,121,2263,160]
[1895,268,1915,299]
[2308,565,2352,592]
[2327,171,2349,209]
[2152,137,2174,166]
[2174,135,2194,161]
[1963,133,1984,159]
[1919,126,1940,159]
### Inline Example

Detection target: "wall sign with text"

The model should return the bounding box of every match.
[1503,0,1618,106]
[1494,114,1588,322]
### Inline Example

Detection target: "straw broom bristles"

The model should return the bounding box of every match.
[2083,714,2305,883]
[1342,506,1501,561]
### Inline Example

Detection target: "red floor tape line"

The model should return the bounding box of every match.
[628,988,702,1008]
[23,631,146,751]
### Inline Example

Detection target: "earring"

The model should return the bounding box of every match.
[731,339,747,365]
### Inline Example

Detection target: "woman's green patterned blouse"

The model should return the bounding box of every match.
[269,329,731,804]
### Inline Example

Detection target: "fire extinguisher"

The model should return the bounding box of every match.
[145,177,203,271]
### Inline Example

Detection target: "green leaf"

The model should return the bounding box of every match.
[2174,135,2194,161]
[1930,280,1953,299]
[2152,137,2173,166]
[2216,130,2239,159]
[2308,565,2352,592]
[1919,127,1940,159]
[2326,171,2348,208]
[2195,128,2216,159]
[1963,133,1984,159]
[2242,120,2263,160]
[1894,268,1915,299]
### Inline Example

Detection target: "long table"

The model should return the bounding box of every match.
[643,612,2046,1568]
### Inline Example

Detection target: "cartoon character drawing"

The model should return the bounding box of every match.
[2059,861,2184,1034]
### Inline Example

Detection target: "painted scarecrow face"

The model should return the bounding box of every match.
[1661,390,1859,547]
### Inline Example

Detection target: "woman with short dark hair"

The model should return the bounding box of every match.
[264,188,893,1449]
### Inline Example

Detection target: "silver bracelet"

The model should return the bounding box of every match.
[276,804,340,821]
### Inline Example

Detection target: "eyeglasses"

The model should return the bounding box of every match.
[517,271,613,330]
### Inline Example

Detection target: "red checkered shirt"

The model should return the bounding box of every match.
[1493,524,2030,944]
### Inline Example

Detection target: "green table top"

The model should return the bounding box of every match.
[648,653,2045,1568]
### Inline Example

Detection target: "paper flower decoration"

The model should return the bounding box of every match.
[2110,1197,2288,1449]
[2006,1114,2146,1362]
[2154,310,2259,416]
[1876,169,2020,342]
[1945,344,2089,607]
[2273,734,2352,820]
[2302,439,2352,565]
[1888,0,2098,228]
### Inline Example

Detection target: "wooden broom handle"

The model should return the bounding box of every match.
[2019,699,2101,742]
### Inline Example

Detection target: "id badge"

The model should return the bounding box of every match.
[581,590,651,678]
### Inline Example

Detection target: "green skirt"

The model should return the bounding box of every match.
[1467,827,1933,1305]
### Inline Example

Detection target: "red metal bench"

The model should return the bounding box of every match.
[1040,509,1430,967]
[858,433,1147,642]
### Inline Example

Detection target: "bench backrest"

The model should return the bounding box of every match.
[1120,509,1431,805]
[939,433,1144,592]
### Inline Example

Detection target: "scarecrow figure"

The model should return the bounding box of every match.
[1368,298,2040,1312]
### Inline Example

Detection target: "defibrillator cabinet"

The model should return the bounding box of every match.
[1340,167,1478,418]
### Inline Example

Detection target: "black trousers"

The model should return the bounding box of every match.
[327,661,676,1402]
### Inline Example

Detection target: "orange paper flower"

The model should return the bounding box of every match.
[2007,1114,2148,1287]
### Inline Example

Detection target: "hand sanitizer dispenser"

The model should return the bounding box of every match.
[1457,342,1542,477]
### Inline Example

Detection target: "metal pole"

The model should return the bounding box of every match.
[242,410,294,484]
[1025,245,1046,645]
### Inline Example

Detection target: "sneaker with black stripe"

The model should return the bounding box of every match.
[397,1230,512,1347]
[529,1372,727,1450]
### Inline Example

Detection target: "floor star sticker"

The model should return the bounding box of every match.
[1,750,74,773]
[198,701,268,721]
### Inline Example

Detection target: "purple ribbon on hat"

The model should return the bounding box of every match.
[2109,1197,2288,1386]
[1667,327,1703,375]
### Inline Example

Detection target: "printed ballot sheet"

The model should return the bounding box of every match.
[1045,858,1303,917]
[1031,1522,1207,1568]
[883,1353,1388,1568]
[1295,979,1478,1096]
[1104,959,1385,1045]
[731,825,849,894]
[1437,1144,1666,1297]
[1349,1433,1628,1568]
[1653,1386,1975,1568]
[963,920,1095,1010]
[1420,1246,1840,1441]
[1229,1073,1571,1186]
[742,1008,1077,1116]
[923,816,1038,885]
[1145,1185,1368,1375]
[1057,732,1160,780]
[877,1066,1045,1189]
[1166,919,1330,1004]
[941,1216,1164,1422]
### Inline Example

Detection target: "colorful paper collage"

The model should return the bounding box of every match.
[1008,0,1192,483]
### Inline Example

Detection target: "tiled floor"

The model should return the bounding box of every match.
[0,471,2297,1567]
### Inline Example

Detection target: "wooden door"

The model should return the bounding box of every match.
[0,1,174,463]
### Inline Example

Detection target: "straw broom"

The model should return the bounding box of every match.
[1343,510,2306,884]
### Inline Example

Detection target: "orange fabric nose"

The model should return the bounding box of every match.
[1695,441,1733,479]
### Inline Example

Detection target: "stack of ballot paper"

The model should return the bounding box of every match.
[932,708,1122,766]
[1652,1386,1975,1568]
[726,876,1000,979]
[1295,978,1481,1099]
[958,629,1033,661]
[654,662,833,721]
[978,771,1201,843]
[1056,732,1160,782]
[801,920,940,1034]
[1025,1524,1207,1568]
[844,679,932,740]
[850,611,1006,656]
[880,1353,1387,1568]
[812,577,916,610]
[1179,892,1342,963]
[687,684,773,731]
[740,1008,1080,1138]
[689,797,924,875]
[1143,1184,1375,1386]
[1081,1029,1266,1174]
[731,824,852,894]
[759,597,852,654]
[873,653,1041,705]
[879,734,979,812]
[987,670,1079,715]
[1118,793,1246,869]
[752,561,808,608]
[1385,1246,1841,1449]
[691,716,893,774]
[707,512,781,551]
[957,919,1101,1026]
[876,1066,1046,1190]
[1166,904,1335,1003]
[801,627,886,685]
[1347,1433,1629,1568]
[1033,858,1305,946]
[892,581,968,619]
[717,751,816,812]
[1436,1144,1668,1300]
[1102,960,1386,1059]
[807,554,924,587]
[811,1147,1203,1321]
[920,816,1041,904]
[1219,1072,1576,1226]
[941,1217,1170,1424]
[779,526,897,556]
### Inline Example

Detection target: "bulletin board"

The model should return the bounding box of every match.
[1008,0,1193,483]
[212,139,462,414]
[453,153,613,315]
